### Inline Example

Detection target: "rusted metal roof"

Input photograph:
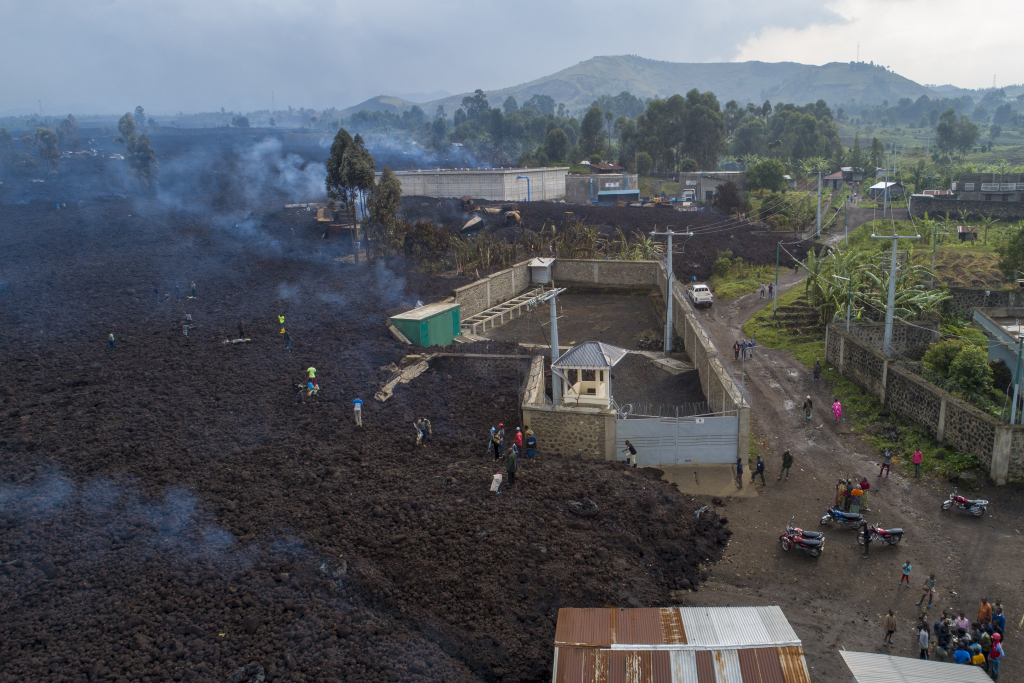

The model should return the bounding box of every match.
[552,607,810,683]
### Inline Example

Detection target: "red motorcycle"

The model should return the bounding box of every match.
[857,522,904,546]
[780,517,825,558]
[941,488,988,517]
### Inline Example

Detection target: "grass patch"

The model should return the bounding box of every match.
[708,264,777,300]
[742,287,825,366]
[638,176,679,198]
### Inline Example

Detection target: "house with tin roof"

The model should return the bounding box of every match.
[552,606,812,682]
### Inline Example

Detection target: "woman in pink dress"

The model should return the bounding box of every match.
[832,399,842,425]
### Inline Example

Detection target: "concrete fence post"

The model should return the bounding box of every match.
[937,397,947,442]
[880,360,889,405]
[991,427,1011,485]
[839,337,845,372]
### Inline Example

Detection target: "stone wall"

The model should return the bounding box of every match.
[521,354,615,460]
[842,321,940,360]
[453,260,532,318]
[521,404,614,460]
[825,324,1024,484]
[550,259,659,288]
[947,287,1019,318]
[910,197,1024,221]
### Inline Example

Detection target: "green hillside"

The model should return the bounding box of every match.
[764,62,934,105]
[342,56,950,120]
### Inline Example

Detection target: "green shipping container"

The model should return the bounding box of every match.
[389,302,461,347]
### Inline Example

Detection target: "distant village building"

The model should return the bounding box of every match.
[841,166,865,182]
[868,181,905,199]
[374,167,569,201]
[954,173,1024,202]
[823,171,844,190]
[565,167,639,204]
[677,171,746,203]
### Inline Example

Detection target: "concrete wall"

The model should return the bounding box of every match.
[550,259,660,288]
[454,260,532,318]
[910,196,1024,221]
[379,167,569,201]
[521,355,615,460]
[565,174,639,204]
[825,325,1024,484]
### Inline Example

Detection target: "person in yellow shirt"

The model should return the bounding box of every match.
[278,315,285,333]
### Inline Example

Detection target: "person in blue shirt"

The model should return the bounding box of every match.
[953,646,971,664]
[993,605,1006,634]
[524,430,537,458]
[353,398,363,427]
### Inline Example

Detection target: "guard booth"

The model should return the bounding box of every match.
[552,342,628,408]
[389,302,461,347]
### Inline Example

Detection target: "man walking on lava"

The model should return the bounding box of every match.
[415,417,431,446]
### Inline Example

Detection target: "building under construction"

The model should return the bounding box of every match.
[376,166,569,201]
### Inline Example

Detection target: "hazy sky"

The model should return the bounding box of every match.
[3,0,1022,116]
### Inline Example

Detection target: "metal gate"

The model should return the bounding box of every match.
[616,414,738,466]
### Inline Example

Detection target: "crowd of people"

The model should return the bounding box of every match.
[890,595,1008,677]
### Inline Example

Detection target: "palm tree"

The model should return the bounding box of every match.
[977,214,996,246]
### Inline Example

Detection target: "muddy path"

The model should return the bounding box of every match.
[684,222,1024,680]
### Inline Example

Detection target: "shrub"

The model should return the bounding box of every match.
[948,345,994,395]
[922,340,965,376]
[712,258,732,278]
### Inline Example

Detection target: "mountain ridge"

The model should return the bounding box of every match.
[342,55,978,118]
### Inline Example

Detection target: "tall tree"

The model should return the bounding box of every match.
[326,128,376,227]
[367,166,404,257]
[461,90,490,121]
[544,127,569,162]
[57,115,79,151]
[683,89,726,170]
[745,158,787,194]
[502,96,518,115]
[34,127,59,171]
[134,106,146,130]
[117,113,158,187]
[580,106,605,158]
[869,137,884,171]
[849,132,864,168]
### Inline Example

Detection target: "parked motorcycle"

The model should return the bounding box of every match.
[780,517,825,557]
[820,506,863,530]
[857,522,904,546]
[941,488,988,517]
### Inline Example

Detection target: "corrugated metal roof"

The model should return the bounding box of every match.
[552,607,810,683]
[389,301,458,321]
[839,651,992,683]
[555,646,811,683]
[553,341,629,370]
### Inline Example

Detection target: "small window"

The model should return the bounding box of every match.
[964,183,975,191]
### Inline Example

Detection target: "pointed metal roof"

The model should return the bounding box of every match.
[552,341,629,370]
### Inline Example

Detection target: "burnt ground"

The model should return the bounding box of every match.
[481,290,665,350]
[481,289,706,410]
[402,197,812,280]
[0,198,730,683]
[680,217,1024,681]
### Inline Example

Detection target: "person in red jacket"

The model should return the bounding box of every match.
[912,449,923,477]
[513,427,523,457]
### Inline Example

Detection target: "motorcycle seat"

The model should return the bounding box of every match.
[799,537,823,546]
[883,528,904,535]
[839,511,862,519]
[801,530,824,538]
[967,500,988,506]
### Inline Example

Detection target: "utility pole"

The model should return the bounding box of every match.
[833,274,852,332]
[872,231,921,356]
[844,199,849,247]
[930,223,950,290]
[651,226,693,354]
[816,171,822,237]
[774,242,780,316]
[535,287,567,405]
[882,163,889,219]
[1012,335,1023,425]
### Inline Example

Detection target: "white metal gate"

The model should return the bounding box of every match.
[616,414,738,466]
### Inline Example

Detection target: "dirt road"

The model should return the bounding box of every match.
[678,219,1024,680]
